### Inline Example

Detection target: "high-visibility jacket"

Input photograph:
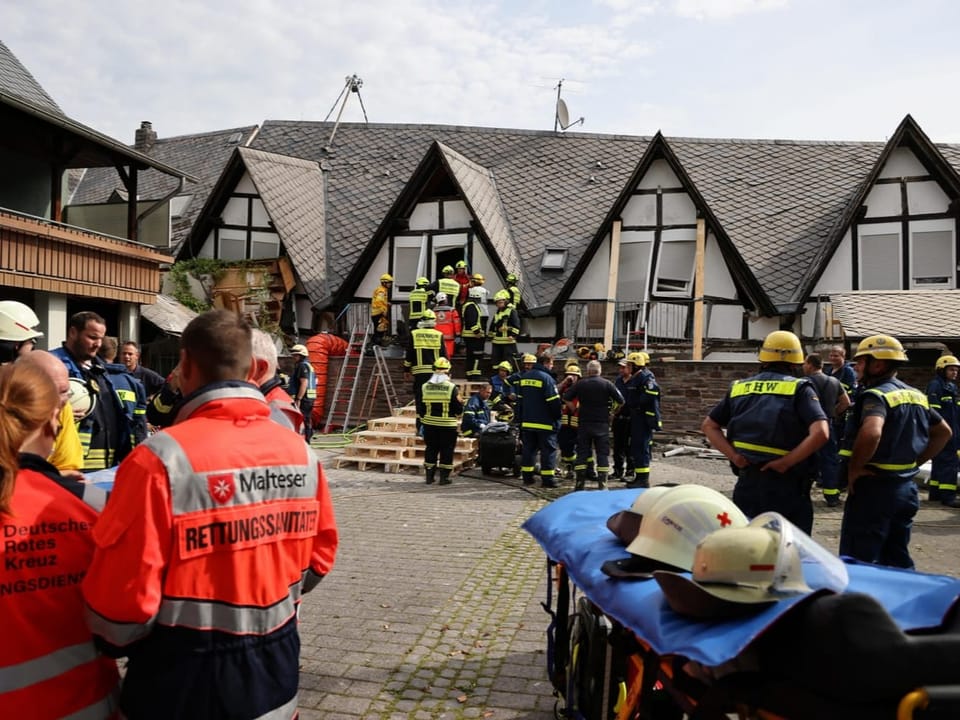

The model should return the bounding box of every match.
[48,402,83,472]
[82,382,338,720]
[420,377,463,428]
[408,287,429,322]
[289,358,317,400]
[371,283,390,319]
[52,347,137,470]
[436,277,460,301]
[507,284,521,309]
[841,378,932,481]
[517,364,562,432]
[262,376,304,433]
[434,304,462,357]
[712,371,826,470]
[491,307,520,345]
[0,457,119,719]
[404,327,447,375]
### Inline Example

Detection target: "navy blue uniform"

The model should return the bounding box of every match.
[612,374,632,478]
[840,379,939,568]
[564,375,623,486]
[624,368,661,485]
[517,363,562,487]
[925,375,959,503]
[461,392,491,437]
[709,371,827,533]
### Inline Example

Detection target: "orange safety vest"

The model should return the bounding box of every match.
[82,383,338,719]
[0,466,119,719]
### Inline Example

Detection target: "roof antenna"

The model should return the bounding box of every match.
[323,74,369,150]
[554,79,584,133]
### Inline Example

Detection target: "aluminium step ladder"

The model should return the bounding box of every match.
[323,323,370,432]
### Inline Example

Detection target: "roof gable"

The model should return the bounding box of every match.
[238,147,330,306]
[0,40,63,116]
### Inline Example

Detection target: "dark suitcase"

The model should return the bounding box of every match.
[479,422,520,476]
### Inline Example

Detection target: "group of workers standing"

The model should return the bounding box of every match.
[0,301,338,719]
[703,329,957,571]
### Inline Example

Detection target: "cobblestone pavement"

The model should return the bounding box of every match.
[299,440,960,718]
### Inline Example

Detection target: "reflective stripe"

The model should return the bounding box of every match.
[116,389,137,403]
[733,440,789,457]
[156,582,301,634]
[85,605,154,647]
[868,461,917,471]
[839,449,852,457]
[520,379,543,387]
[867,387,929,409]
[174,385,266,424]
[254,693,298,720]
[146,432,317,514]
[522,422,555,431]
[730,379,800,398]
[0,641,98,693]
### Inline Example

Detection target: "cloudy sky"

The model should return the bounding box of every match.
[4,0,960,145]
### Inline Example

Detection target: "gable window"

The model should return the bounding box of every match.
[858,220,955,290]
[654,233,696,295]
[911,228,953,288]
[541,249,568,271]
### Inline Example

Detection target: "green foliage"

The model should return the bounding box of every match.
[168,258,226,312]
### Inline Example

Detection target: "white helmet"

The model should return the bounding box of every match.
[468,286,484,300]
[67,377,97,420]
[606,485,675,545]
[655,511,848,619]
[0,301,43,342]
[603,485,748,578]
[435,292,448,305]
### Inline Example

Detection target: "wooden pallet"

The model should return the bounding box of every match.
[367,416,417,432]
[332,455,476,474]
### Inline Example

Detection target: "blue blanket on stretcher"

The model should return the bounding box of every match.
[523,488,960,668]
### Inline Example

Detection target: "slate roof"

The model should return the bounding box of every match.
[238,147,330,306]
[70,126,258,251]
[0,40,63,115]
[252,121,651,310]
[829,290,960,340]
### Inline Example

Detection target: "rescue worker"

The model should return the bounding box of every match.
[824,344,858,449]
[470,273,490,332]
[0,362,120,719]
[505,272,522,309]
[420,357,463,485]
[556,364,582,479]
[803,352,850,507]
[489,290,520,371]
[82,309,339,719]
[623,351,662,488]
[517,352,562,488]
[839,335,951,568]
[453,260,471,309]
[460,286,486,379]
[404,309,447,430]
[611,358,633,481]
[489,361,516,411]
[925,355,960,506]
[408,276,430,327]
[434,265,461,306]
[288,343,317,442]
[371,273,393,347]
[52,311,139,470]
[461,382,492,438]
[433,292,462,358]
[100,350,149,447]
[0,300,43,363]
[250,330,302,433]
[565,359,624,491]
[120,340,166,398]
[702,330,829,534]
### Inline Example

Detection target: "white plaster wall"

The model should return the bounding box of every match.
[525,316,555,339]
[409,201,439,231]
[636,159,681,190]
[661,193,696,225]
[878,148,927,178]
[705,304,743,339]
[746,315,779,340]
[703,233,738,299]
[235,174,257,193]
[621,194,657,226]
[812,230,853,294]
[442,200,471,228]
[863,183,901,217]
[568,235,612,300]
[908,181,951,214]
[358,244,391,299]
[35,293,67,349]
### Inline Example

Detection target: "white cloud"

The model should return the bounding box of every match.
[671,0,788,21]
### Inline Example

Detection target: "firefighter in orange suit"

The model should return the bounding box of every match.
[82,310,339,720]
[0,361,119,720]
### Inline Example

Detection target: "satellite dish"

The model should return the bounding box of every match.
[557,98,570,129]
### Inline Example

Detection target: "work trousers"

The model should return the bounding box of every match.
[464,338,485,379]
[298,399,315,443]
[733,464,815,535]
[818,426,841,501]
[576,421,610,475]
[612,416,631,476]
[839,476,919,569]
[929,444,959,503]
[558,426,578,466]
[629,415,653,480]
[490,343,516,372]
[423,425,458,472]
[521,429,558,483]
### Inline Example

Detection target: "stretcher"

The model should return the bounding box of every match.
[524,489,960,719]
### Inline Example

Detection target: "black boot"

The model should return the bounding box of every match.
[541,475,558,489]
[597,473,608,490]
[574,471,586,492]
[425,467,436,485]
[439,469,452,485]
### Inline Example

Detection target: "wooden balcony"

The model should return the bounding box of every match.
[0,209,171,304]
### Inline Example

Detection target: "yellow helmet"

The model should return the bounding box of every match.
[758,331,804,365]
[577,346,591,359]
[415,276,430,287]
[494,290,510,302]
[380,273,394,283]
[472,273,485,283]
[433,357,451,372]
[936,355,960,371]
[522,353,537,364]
[566,365,582,377]
[854,334,907,362]
[627,351,646,367]
[455,260,468,269]
[496,361,513,372]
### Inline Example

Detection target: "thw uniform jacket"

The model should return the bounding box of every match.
[82,382,338,720]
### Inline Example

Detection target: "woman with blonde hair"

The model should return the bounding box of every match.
[0,362,119,718]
